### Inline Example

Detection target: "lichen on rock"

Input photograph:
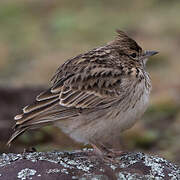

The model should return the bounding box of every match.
[0,150,179,180]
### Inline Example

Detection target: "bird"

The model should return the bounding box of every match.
[8,30,158,159]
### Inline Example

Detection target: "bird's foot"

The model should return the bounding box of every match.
[106,149,123,158]
[90,143,123,163]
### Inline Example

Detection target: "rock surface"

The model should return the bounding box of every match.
[0,150,179,180]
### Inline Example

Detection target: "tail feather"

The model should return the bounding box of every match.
[8,88,79,146]
[7,120,54,146]
[7,128,28,146]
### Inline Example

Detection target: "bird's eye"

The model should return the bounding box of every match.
[130,53,137,59]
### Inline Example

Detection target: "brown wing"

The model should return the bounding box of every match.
[7,45,137,145]
[51,66,123,109]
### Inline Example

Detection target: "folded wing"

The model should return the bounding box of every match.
[8,47,133,145]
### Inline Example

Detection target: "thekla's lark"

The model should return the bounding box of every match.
[8,30,158,158]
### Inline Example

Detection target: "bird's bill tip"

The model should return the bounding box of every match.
[144,50,159,57]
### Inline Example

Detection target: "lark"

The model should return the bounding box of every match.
[8,30,158,158]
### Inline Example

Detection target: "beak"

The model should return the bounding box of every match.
[144,50,159,57]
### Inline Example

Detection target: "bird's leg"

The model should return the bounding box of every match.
[90,143,109,156]
[105,148,123,158]
[90,143,102,156]
[90,142,123,161]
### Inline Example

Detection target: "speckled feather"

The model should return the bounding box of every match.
[8,30,153,146]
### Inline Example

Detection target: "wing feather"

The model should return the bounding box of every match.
[8,42,139,145]
[36,89,59,101]
[23,96,58,113]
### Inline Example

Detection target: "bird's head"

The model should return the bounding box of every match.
[110,30,158,66]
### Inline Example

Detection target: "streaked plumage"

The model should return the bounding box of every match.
[8,30,158,155]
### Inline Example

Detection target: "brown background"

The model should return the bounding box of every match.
[0,0,179,165]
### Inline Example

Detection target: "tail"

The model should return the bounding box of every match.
[7,89,78,146]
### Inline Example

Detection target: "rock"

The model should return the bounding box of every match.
[0,150,179,180]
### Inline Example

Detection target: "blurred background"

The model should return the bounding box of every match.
[0,0,180,165]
